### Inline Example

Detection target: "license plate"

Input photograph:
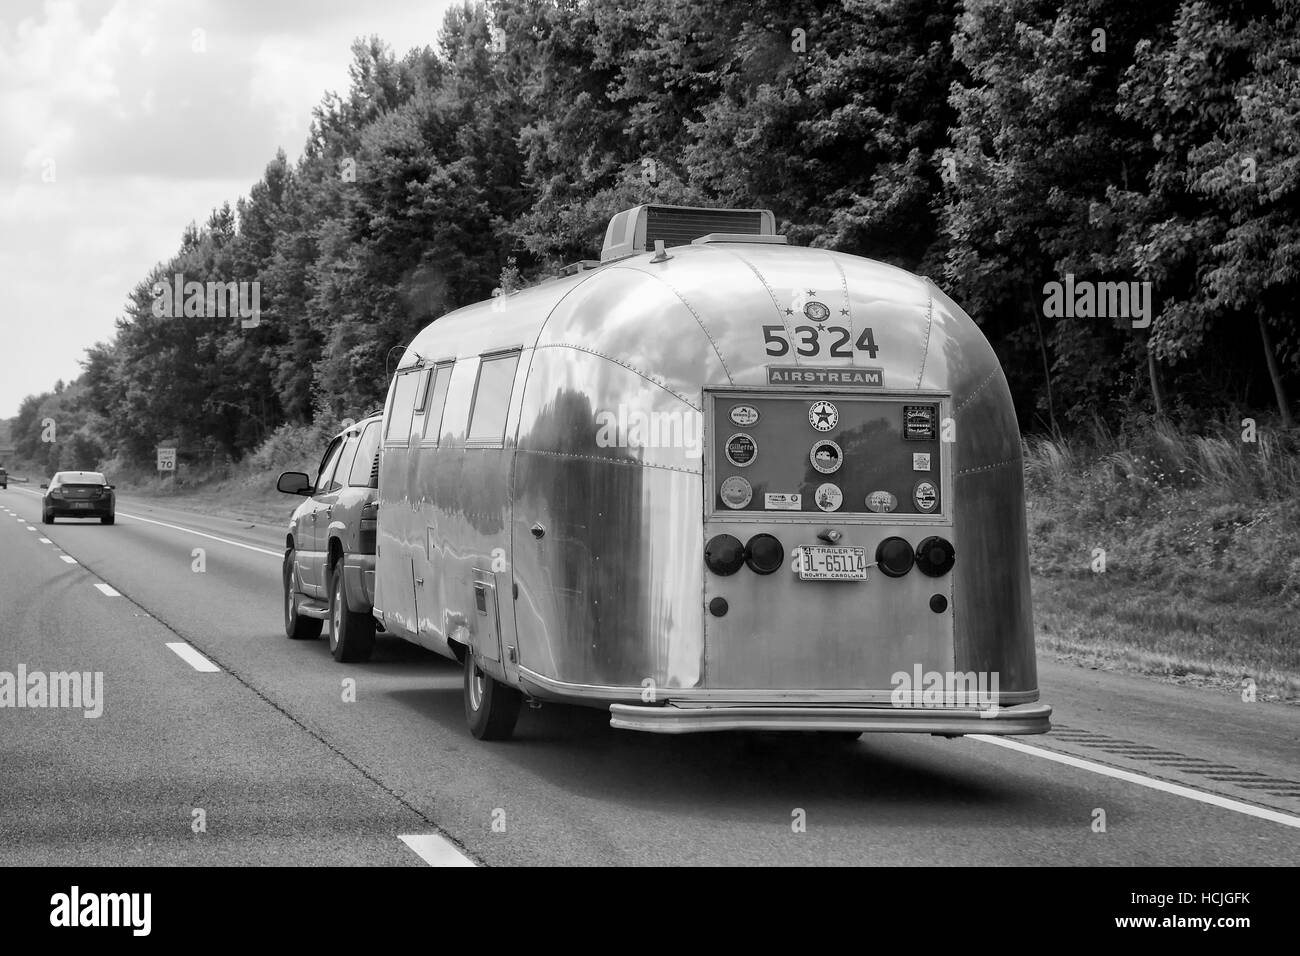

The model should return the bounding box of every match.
[73,502,92,509]
[797,546,867,581]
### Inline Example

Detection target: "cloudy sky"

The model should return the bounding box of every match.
[0,0,460,418]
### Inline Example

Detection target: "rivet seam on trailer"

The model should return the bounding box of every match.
[533,343,702,411]
[954,367,1001,413]
[613,263,735,384]
[516,448,703,476]
[825,251,853,325]
[706,247,793,365]
[954,456,1022,477]
[915,290,935,389]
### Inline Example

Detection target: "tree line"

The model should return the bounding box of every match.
[11,0,1299,471]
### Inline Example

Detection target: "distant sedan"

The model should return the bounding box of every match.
[41,471,116,525]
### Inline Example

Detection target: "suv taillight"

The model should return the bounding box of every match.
[359,501,378,553]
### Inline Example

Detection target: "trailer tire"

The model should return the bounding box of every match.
[283,549,322,640]
[464,653,521,741]
[329,560,375,662]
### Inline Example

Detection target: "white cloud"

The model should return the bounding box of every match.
[0,0,460,417]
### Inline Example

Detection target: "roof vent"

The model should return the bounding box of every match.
[600,204,777,262]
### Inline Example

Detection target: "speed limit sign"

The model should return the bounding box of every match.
[157,448,176,472]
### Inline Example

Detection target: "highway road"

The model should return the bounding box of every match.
[1,485,1297,866]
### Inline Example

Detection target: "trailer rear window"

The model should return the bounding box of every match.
[467,352,520,444]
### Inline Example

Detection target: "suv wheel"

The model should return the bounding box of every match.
[328,559,375,662]
[101,513,115,525]
[283,548,322,640]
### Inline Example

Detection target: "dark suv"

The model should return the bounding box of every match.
[41,471,115,524]
[0,465,7,489]
[277,414,381,661]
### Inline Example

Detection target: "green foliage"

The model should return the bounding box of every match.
[6,0,1299,464]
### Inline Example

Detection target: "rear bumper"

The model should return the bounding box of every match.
[45,500,113,516]
[342,553,376,613]
[608,700,1052,735]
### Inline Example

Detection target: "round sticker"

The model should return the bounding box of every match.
[809,400,839,432]
[814,483,843,512]
[725,433,758,467]
[804,301,831,322]
[914,480,938,513]
[719,476,753,509]
[866,490,898,513]
[729,404,760,427]
[809,439,843,474]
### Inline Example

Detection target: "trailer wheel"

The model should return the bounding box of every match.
[329,560,374,662]
[283,549,322,640]
[464,653,521,741]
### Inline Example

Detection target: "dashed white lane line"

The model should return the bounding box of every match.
[38,538,51,544]
[59,555,77,565]
[26,526,35,531]
[972,735,1300,830]
[165,642,221,673]
[93,583,121,597]
[398,834,476,867]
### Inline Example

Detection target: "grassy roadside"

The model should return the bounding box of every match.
[1025,420,1300,703]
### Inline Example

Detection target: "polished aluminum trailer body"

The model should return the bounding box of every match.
[375,218,1050,735]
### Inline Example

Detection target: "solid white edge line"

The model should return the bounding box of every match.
[115,511,282,557]
[93,583,121,597]
[398,834,476,867]
[165,642,221,673]
[59,555,77,564]
[971,734,1300,829]
[11,487,280,558]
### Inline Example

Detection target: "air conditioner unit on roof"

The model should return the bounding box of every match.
[600,204,779,262]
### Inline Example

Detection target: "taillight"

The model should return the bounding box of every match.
[359,501,378,553]
[745,533,784,575]
[915,536,955,576]
[875,537,915,577]
[704,534,746,576]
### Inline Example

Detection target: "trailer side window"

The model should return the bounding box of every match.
[467,352,520,445]
[384,369,423,443]
[420,362,454,445]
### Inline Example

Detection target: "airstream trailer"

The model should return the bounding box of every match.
[374,204,1052,741]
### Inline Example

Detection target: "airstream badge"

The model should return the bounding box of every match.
[810,439,843,474]
[809,401,838,431]
[725,433,758,467]
[729,404,760,427]
[768,367,883,387]
[719,476,753,509]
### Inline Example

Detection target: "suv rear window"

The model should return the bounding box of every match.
[347,421,381,487]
